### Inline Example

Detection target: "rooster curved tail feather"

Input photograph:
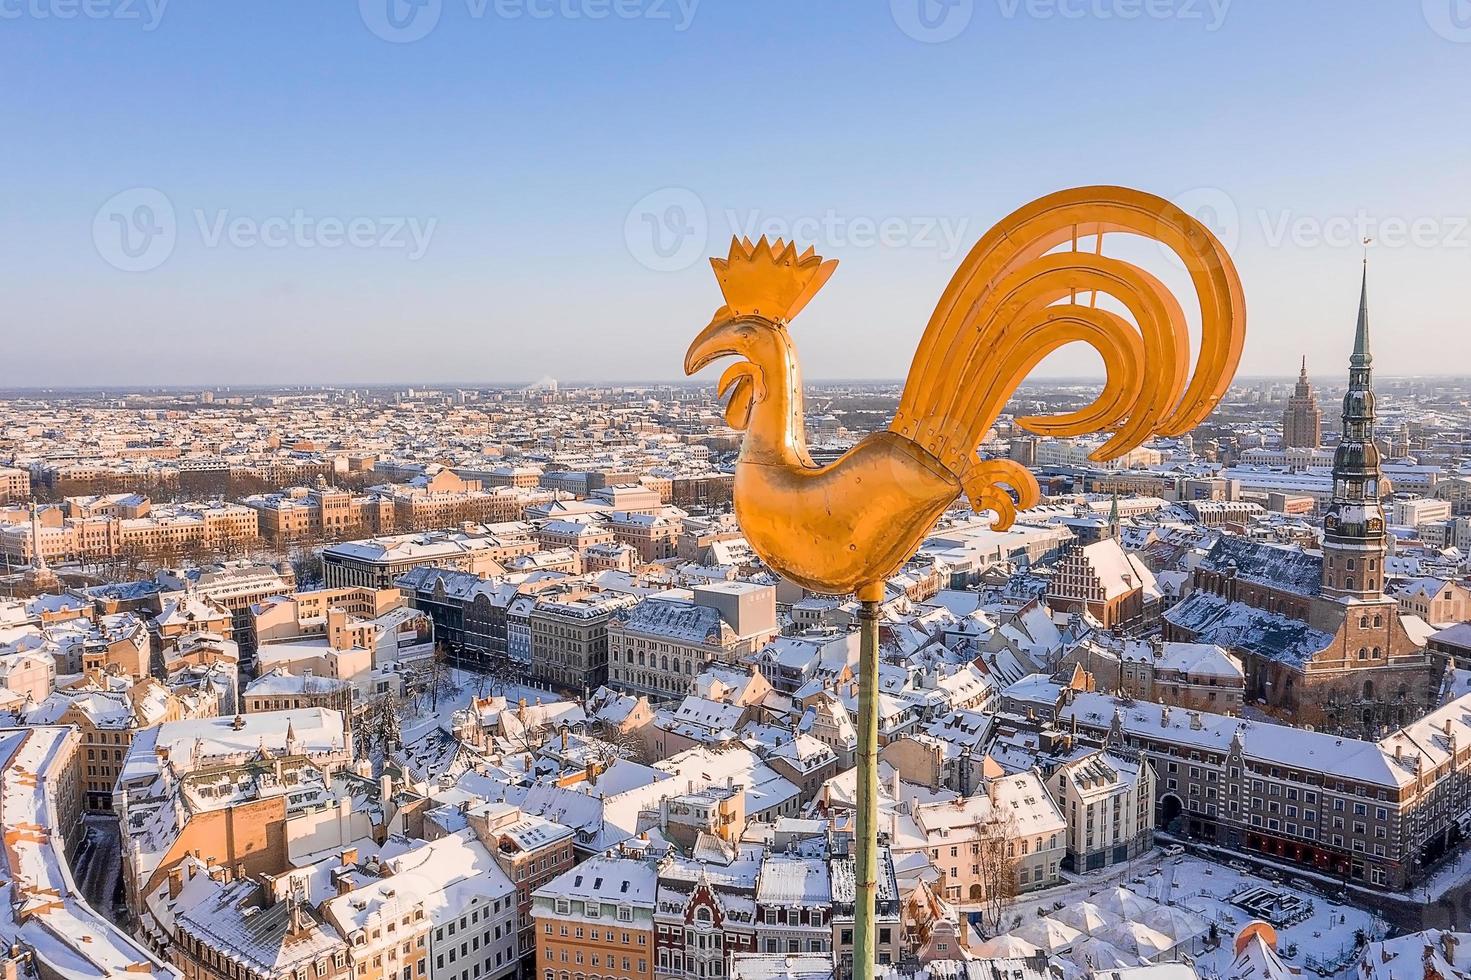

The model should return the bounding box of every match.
[890,185,1245,525]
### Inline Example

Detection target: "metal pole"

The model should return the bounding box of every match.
[854,590,881,980]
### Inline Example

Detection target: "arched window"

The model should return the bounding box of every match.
[1374,615,1383,627]
[1358,647,1368,661]
[1373,647,1382,659]
[1346,576,1356,592]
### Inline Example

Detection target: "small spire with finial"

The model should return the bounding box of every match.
[1353,240,1372,365]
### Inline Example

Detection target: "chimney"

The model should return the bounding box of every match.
[327,607,348,650]
[340,847,358,868]
[1443,933,1458,965]
[167,866,183,899]
[380,773,393,804]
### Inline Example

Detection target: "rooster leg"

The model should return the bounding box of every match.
[957,458,1041,528]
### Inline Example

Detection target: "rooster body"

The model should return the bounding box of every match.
[735,431,960,598]
[685,186,1245,598]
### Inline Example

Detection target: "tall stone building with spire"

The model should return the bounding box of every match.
[1282,356,1323,449]
[1165,263,1436,734]
[1320,265,1388,601]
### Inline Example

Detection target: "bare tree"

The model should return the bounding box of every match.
[503,715,556,756]
[357,688,407,766]
[589,716,649,765]
[974,807,1021,936]
[421,643,460,714]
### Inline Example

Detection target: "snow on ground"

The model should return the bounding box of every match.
[1421,845,1471,902]
[978,853,1385,979]
[1166,857,1385,977]
[397,668,561,744]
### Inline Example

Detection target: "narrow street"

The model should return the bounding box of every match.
[71,814,126,927]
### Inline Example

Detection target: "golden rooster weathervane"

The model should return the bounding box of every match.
[684,185,1245,978]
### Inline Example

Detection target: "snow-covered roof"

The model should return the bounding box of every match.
[535,854,658,905]
[0,726,178,978]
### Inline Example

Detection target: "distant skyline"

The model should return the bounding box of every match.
[3,1,1470,386]
[6,368,1467,397]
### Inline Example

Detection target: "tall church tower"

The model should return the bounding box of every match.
[1320,262,1388,600]
[1282,355,1323,448]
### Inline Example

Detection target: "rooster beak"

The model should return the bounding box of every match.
[684,314,742,376]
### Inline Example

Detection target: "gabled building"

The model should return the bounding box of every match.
[1046,537,1159,632]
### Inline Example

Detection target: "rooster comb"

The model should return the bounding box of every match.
[710,235,837,322]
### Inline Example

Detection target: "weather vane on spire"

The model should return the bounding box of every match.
[683,184,1247,980]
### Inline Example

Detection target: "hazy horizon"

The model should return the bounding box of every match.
[4,369,1468,396]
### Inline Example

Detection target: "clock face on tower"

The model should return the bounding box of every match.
[1368,518,1383,533]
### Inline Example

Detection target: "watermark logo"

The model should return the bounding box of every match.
[890,0,974,42]
[360,0,698,42]
[359,0,442,43]
[1153,186,1239,270]
[893,0,1229,40]
[727,210,970,260]
[1173,186,1240,251]
[93,187,176,272]
[93,191,438,271]
[624,189,973,272]
[0,0,169,30]
[996,0,1230,29]
[624,187,708,273]
[1423,0,1471,42]
[1259,210,1470,250]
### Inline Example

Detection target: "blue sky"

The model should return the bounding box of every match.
[3,0,1469,386]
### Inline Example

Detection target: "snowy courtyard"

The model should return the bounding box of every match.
[974,853,1387,979]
